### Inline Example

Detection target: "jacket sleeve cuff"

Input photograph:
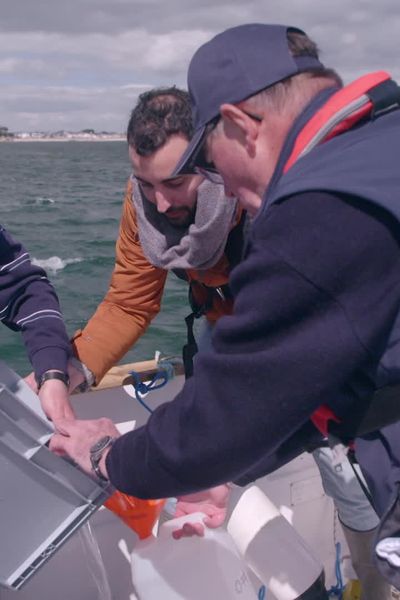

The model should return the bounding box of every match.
[31,346,69,380]
[70,328,106,384]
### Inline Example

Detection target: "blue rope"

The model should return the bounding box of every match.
[129,362,174,414]
[328,542,344,598]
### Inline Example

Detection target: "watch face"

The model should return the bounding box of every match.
[90,435,112,455]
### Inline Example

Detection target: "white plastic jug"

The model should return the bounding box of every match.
[227,486,326,600]
[131,512,257,599]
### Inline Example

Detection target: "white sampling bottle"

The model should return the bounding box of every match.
[227,486,328,600]
[131,511,258,599]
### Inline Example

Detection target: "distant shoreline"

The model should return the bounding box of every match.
[0,135,125,143]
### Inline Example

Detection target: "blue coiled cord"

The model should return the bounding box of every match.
[328,542,344,598]
[129,362,175,414]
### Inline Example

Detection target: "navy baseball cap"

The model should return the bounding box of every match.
[173,23,323,175]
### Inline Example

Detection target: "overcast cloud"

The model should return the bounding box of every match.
[1,0,399,132]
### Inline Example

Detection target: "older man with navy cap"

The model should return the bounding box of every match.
[51,23,400,593]
[174,24,327,178]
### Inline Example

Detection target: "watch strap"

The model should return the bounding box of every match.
[90,436,115,483]
[90,458,110,483]
[38,370,70,390]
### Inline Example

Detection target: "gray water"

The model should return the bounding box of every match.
[0,141,188,376]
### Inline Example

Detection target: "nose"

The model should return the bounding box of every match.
[155,190,171,213]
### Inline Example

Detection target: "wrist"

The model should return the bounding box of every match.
[69,356,95,392]
[99,447,112,481]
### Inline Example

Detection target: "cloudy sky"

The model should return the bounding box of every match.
[1,0,399,133]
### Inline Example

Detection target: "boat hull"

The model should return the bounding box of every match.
[0,375,349,600]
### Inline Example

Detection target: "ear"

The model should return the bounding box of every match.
[220,103,258,154]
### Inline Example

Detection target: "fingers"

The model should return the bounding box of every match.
[174,501,202,517]
[172,522,205,539]
[174,500,227,532]
[49,432,71,454]
[203,510,226,529]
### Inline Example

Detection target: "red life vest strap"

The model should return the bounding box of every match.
[311,405,341,437]
[284,71,391,174]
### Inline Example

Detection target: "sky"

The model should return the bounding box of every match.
[1,0,399,133]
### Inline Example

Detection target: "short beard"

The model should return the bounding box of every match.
[164,206,196,227]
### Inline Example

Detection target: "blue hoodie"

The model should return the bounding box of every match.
[0,226,70,378]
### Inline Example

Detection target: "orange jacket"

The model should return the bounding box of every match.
[72,179,242,383]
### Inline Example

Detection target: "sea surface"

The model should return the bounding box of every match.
[0,141,190,377]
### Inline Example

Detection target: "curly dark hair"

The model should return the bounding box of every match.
[126,87,193,156]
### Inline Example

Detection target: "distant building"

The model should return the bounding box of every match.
[0,126,13,138]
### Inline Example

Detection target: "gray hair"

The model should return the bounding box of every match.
[212,29,342,131]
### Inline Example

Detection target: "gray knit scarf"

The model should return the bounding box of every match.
[131,176,238,271]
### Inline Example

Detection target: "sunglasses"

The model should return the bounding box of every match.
[195,165,224,185]
[194,108,263,184]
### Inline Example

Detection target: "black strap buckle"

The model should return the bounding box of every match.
[182,313,198,379]
[368,79,400,118]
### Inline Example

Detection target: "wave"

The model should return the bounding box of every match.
[31,256,83,274]
[26,197,56,205]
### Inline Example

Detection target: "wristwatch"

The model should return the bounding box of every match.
[89,435,115,483]
[37,370,70,390]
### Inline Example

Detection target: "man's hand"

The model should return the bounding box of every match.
[24,369,75,421]
[39,379,75,421]
[50,418,121,479]
[24,357,89,421]
[172,484,231,539]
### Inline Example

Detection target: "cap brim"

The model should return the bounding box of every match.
[171,124,208,176]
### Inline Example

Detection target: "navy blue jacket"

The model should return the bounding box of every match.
[107,87,400,584]
[0,226,70,377]
[107,187,400,491]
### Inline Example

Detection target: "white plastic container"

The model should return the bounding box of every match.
[131,512,257,599]
[228,486,326,600]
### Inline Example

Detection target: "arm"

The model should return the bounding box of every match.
[52,192,400,497]
[0,226,70,376]
[0,226,73,418]
[72,181,167,383]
